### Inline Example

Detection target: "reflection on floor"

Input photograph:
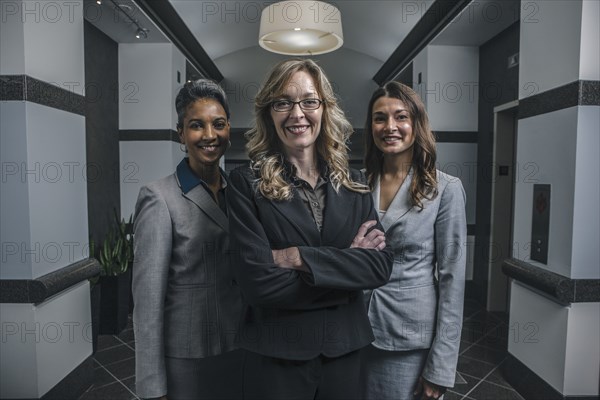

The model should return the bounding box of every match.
[79,299,524,400]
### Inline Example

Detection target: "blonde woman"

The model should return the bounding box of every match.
[226,59,393,400]
[361,81,467,400]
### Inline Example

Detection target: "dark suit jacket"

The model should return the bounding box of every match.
[132,161,242,398]
[226,165,394,360]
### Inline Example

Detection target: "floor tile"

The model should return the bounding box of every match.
[79,381,136,400]
[103,356,136,381]
[468,380,525,400]
[121,376,137,396]
[477,327,509,351]
[88,366,116,390]
[462,343,507,365]
[443,390,464,400]
[459,340,472,354]
[93,344,135,366]
[449,372,481,396]
[456,355,497,379]
[96,335,122,351]
[117,328,135,343]
[463,299,483,319]
[484,360,515,389]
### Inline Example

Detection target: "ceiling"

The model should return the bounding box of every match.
[84,0,169,43]
[85,0,520,127]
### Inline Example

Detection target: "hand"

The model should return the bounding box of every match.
[350,220,386,251]
[414,376,446,400]
[272,247,309,272]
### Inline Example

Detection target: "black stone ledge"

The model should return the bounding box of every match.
[119,129,179,142]
[0,258,101,304]
[502,258,600,303]
[519,80,600,119]
[0,75,85,116]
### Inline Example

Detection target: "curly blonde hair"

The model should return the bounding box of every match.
[364,81,438,209]
[246,58,367,201]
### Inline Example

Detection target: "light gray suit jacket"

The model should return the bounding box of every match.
[132,166,242,399]
[366,169,467,388]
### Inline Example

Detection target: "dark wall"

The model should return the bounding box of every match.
[472,21,520,302]
[84,21,120,249]
[396,62,413,88]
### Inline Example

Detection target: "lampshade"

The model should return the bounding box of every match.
[259,1,343,56]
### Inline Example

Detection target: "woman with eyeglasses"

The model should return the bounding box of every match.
[226,58,394,400]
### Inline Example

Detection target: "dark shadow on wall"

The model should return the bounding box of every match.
[84,21,121,247]
[472,21,520,304]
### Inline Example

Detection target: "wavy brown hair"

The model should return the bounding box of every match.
[246,58,367,200]
[364,81,438,209]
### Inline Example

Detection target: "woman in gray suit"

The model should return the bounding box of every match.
[132,80,242,400]
[361,81,467,400]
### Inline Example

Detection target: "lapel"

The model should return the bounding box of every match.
[321,181,356,244]
[269,187,321,245]
[377,168,414,230]
[176,174,229,233]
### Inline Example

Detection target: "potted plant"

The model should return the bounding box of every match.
[94,210,134,335]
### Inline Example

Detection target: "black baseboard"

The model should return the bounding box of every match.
[42,355,94,400]
[503,353,599,400]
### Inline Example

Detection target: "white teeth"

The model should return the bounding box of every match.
[287,126,308,134]
[199,145,218,151]
[384,137,400,143]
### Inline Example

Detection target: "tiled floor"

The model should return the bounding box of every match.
[80,299,524,400]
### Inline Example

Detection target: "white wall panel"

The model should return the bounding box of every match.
[509,281,568,394]
[513,108,577,277]
[519,0,582,98]
[120,141,179,219]
[579,0,600,80]
[119,43,174,130]
[564,302,600,395]
[571,106,600,278]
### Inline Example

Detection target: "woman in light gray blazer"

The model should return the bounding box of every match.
[361,81,467,400]
[132,80,242,400]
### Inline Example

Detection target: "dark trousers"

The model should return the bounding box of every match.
[165,349,243,400]
[241,349,362,400]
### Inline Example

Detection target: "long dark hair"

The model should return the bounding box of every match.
[364,81,438,209]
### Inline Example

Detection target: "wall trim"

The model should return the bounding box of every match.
[503,353,599,400]
[434,131,478,143]
[519,80,600,119]
[119,129,179,142]
[502,258,600,303]
[42,355,94,400]
[0,75,86,116]
[0,258,100,303]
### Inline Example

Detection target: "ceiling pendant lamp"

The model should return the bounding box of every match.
[259,1,343,56]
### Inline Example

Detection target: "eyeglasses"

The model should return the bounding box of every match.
[271,99,324,112]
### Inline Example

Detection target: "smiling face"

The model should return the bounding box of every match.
[270,70,323,156]
[179,98,230,173]
[371,96,415,162]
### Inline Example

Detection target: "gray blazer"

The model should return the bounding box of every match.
[132,165,242,399]
[366,169,467,388]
